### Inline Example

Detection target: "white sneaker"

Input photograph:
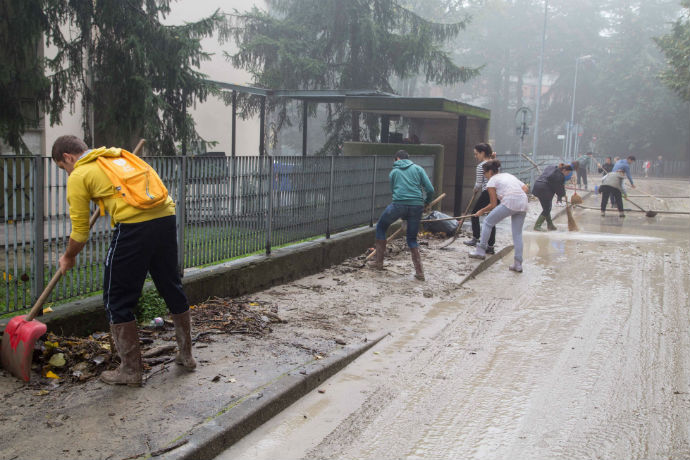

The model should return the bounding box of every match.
[509,262,523,273]
[469,249,486,260]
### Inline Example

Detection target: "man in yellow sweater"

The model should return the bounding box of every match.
[51,135,195,386]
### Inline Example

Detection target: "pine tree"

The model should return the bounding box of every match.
[0,0,229,155]
[228,0,478,154]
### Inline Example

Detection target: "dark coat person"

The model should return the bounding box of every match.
[531,163,573,231]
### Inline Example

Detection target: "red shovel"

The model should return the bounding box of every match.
[1,210,101,381]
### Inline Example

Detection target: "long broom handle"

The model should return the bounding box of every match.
[364,192,446,262]
[520,154,542,174]
[421,214,474,223]
[26,139,147,322]
[624,197,648,212]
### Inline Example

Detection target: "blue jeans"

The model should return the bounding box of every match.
[376,203,424,248]
[478,204,526,263]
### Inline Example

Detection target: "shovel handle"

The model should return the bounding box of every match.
[132,139,146,156]
[25,209,101,322]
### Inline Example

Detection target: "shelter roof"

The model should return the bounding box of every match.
[209,80,489,119]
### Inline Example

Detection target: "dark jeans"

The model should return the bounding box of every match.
[577,167,588,187]
[600,186,624,212]
[532,183,553,219]
[376,203,424,248]
[103,215,188,324]
[470,190,496,246]
[537,194,553,219]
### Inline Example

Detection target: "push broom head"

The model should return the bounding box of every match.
[566,205,580,231]
[565,196,580,231]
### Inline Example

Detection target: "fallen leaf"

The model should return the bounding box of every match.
[45,371,60,379]
[42,306,54,314]
[314,354,323,360]
[35,390,50,396]
[48,353,66,367]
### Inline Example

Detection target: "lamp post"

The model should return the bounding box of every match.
[531,0,548,160]
[567,55,592,160]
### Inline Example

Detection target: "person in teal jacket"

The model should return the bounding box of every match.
[374,150,434,280]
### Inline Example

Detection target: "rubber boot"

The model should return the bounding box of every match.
[374,239,386,270]
[100,320,143,386]
[533,215,546,232]
[171,310,197,370]
[410,247,425,281]
[545,215,557,231]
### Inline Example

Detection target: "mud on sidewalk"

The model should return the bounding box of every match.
[0,215,520,460]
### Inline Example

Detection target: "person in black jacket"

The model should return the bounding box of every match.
[531,163,574,231]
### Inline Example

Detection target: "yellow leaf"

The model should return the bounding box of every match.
[45,371,60,379]
[45,341,59,349]
[35,390,50,396]
[249,302,259,307]
[42,306,54,314]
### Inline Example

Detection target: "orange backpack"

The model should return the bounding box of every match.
[96,149,168,209]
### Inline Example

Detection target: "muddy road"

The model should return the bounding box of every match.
[221,179,690,460]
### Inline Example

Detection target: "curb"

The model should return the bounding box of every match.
[155,334,387,460]
[459,245,515,287]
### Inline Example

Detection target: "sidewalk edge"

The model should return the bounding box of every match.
[157,334,387,460]
[459,245,515,287]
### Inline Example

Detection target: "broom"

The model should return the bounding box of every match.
[565,195,579,231]
[570,190,583,205]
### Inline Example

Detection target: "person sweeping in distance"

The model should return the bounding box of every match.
[52,135,196,386]
[373,150,434,281]
[469,160,529,273]
[600,169,628,217]
[464,143,498,254]
[612,155,637,190]
[531,163,574,231]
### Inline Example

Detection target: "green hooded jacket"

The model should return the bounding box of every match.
[389,159,435,206]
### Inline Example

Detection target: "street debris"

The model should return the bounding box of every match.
[25,297,284,388]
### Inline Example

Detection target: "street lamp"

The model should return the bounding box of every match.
[566,55,592,160]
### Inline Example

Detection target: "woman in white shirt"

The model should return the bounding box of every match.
[468,159,529,273]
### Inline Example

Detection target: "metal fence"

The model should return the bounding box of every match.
[498,154,562,184]
[499,154,690,182]
[0,154,434,313]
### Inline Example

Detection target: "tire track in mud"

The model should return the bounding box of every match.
[308,237,690,460]
[306,263,545,459]
[552,244,690,460]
